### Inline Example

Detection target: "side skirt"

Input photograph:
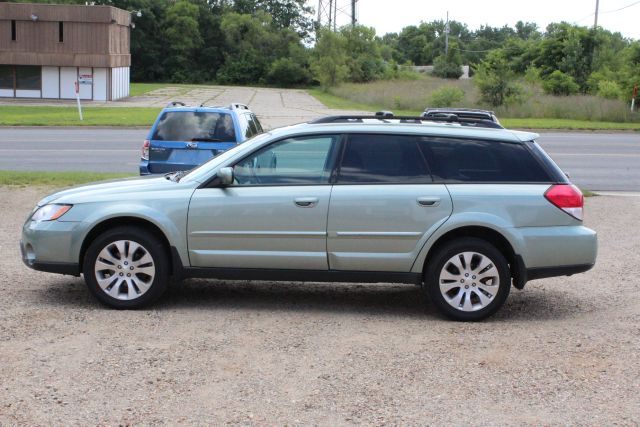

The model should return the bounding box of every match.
[181,267,423,285]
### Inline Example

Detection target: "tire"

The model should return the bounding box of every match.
[425,237,511,321]
[82,226,169,309]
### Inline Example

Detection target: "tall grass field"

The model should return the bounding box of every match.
[325,74,639,125]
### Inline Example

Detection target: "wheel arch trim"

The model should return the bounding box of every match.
[410,214,524,278]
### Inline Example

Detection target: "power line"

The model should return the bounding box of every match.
[575,0,640,24]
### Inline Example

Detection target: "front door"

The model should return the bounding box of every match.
[187,134,341,270]
[327,134,453,272]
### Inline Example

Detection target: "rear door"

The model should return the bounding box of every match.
[327,134,453,272]
[149,110,237,174]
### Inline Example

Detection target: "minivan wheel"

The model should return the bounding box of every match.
[83,226,169,309]
[425,238,510,321]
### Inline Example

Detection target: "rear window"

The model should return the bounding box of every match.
[152,111,236,142]
[420,137,551,182]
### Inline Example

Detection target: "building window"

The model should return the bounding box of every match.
[15,66,40,90]
[0,65,13,89]
[11,20,16,41]
[58,21,63,42]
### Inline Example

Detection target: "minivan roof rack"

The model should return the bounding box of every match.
[165,101,186,108]
[310,112,504,129]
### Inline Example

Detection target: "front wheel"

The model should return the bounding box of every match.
[425,238,511,321]
[83,226,169,309]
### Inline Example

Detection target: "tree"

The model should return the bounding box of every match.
[474,50,520,106]
[310,28,349,88]
[542,70,580,95]
[162,1,202,82]
[340,25,386,82]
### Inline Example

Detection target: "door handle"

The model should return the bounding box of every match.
[294,197,318,208]
[417,196,441,207]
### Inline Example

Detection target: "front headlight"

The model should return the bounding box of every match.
[31,204,72,222]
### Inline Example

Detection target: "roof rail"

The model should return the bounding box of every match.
[309,113,503,129]
[165,101,186,108]
[229,103,249,110]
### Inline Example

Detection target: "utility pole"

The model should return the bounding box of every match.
[351,0,356,26]
[444,11,450,58]
[594,0,600,29]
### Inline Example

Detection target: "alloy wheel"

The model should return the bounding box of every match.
[93,240,156,300]
[438,251,500,312]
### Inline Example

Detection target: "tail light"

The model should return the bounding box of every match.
[141,140,150,160]
[544,184,584,220]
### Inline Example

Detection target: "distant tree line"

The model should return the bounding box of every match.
[4,0,639,104]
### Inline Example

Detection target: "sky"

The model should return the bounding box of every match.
[310,0,639,40]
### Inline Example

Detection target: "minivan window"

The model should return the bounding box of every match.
[337,134,431,184]
[234,135,339,185]
[420,137,551,182]
[152,112,236,142]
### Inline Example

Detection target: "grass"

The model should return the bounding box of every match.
[308,88,421,116]
[129,83,173,97]
[129,82,213,97]
[0,171,135,187]
[500,118,640,131]
[0,106,161,126]
[311,75,640,130]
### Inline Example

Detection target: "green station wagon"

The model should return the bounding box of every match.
[21,114,597,321]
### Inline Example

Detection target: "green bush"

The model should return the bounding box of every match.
[542,70,580,96]
[432,55,463,79]
[266,58,310,86]
[597,80,623,100]
[474,51,519,107]
[428,86,465,107]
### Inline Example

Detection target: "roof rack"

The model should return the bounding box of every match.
[310,111,504,129]
[165,101,186,108]
[229,103,249,110]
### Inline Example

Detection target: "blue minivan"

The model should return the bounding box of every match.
[139,102,263,175]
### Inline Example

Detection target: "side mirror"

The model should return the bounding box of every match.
[217,167,234,186]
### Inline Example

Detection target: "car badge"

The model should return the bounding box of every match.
[187,141,198,149]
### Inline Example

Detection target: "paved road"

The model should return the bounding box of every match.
[0,127,638,190]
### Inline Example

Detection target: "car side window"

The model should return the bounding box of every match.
[420,137,552,182]
[233,135,339,185]
[337,134,431,184]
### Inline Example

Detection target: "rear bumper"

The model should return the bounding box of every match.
[139,159,197,175]
[517,225,597,269]
[527,263,594,280]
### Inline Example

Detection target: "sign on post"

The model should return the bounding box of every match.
[78,74,93,85]
[75,81,83,121]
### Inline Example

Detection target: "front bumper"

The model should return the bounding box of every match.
[20,240,80,275]
[21,219,82,276]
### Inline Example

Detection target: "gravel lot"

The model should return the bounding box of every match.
[1,187,638,425]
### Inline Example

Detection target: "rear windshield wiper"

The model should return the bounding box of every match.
[190,137,223,142]
[164,170,188,182]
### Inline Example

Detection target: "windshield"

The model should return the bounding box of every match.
[152,111,236,142]
[179,132,274,183]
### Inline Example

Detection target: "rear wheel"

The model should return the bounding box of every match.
[425,238,510,321]
[83,226,169,309]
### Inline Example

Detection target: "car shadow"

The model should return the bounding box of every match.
[36,277,592,322]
